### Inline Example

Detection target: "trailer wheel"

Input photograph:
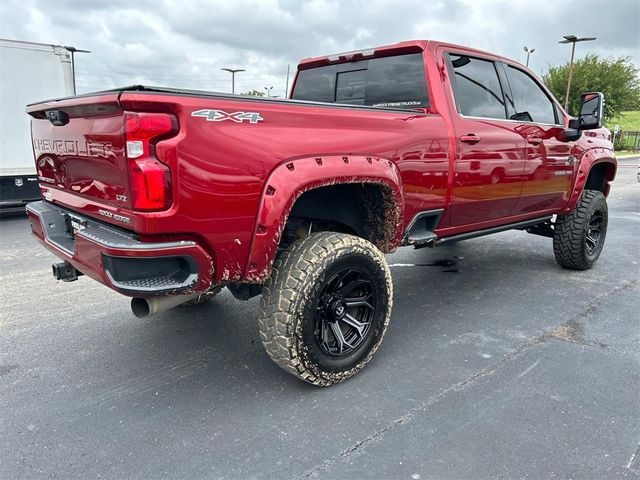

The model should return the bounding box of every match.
[259,232,393,386]
[553,189,608,270]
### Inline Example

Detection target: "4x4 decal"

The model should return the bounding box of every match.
[191,109,264,124]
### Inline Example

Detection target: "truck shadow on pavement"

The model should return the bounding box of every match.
[88,239,560,404]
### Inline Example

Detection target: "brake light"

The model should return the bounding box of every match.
[125,112,176,211]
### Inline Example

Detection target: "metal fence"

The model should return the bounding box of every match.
[613,131,640,152]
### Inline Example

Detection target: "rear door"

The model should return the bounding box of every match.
[443,51,527,226]
[501,64,574,213]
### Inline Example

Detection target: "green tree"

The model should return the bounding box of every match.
[240,90,266,97]
[543,54,640,119]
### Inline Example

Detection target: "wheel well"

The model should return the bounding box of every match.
[585,162,616,194]
[280,183,399,253]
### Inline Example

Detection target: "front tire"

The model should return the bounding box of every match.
[553,189,608,270]
[259,232,393,386]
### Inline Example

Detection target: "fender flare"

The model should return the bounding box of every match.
[563,148,617,214]
[243,154,404,281]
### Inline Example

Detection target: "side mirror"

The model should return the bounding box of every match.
[577,92,604,130]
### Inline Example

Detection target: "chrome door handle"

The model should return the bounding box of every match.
[460,134,480,144]
[527,137,543,145]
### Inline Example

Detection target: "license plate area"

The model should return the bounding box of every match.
[64,213,87,240]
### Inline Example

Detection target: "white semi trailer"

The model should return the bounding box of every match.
[0,39,76,213]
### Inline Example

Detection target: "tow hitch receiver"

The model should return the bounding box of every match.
[52,262,82,282]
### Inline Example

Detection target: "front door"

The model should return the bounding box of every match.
[444,52,528,226]
[501,64,574,214]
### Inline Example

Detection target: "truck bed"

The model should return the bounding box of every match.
[26,85,450,284]
[28,84,425,114]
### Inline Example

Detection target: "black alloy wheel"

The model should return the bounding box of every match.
[585,208,604,256]
[313,267,376,357]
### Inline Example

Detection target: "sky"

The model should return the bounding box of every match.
[1,0,638,98]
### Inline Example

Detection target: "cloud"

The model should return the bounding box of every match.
[0,0,637,96]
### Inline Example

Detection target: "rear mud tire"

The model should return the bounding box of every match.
[553,189,608,270]
[259,232,393,386]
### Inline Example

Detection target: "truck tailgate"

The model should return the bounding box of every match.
[27,94,131,210]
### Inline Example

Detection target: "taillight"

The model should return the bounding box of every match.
[125,112,177,211]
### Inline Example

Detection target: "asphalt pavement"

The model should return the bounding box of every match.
[1,157,639,479]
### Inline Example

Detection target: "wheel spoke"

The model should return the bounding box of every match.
[586,235,597,249]
[589,210,603,231]
[329,321,353,354]
[320,319,331,350]
[339,278,367,296]
[341,313,370,336]
[325,272,342,291]
[345,293,374,310]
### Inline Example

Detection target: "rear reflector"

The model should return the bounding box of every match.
[130,157,171,210]
[124,112,176,211]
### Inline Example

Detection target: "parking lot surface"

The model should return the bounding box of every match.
[1,157,639,479]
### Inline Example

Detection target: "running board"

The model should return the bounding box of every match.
[407,231,438,248]
[402,209,443,248]
[435,217,552,246]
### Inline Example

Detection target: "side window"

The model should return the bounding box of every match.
[447,54,507,119]
[505,66,558,124]
[554,103,565,125]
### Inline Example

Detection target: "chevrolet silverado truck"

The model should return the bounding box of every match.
[26,40,616,386]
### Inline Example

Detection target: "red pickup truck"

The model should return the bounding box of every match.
[26,40,615,386]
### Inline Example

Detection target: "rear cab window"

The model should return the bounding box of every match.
[291,53,429,109]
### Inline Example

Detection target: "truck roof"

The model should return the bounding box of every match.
[297,39,519,70]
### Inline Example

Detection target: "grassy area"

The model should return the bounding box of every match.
[606,110,640,131]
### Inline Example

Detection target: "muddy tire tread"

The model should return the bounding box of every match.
[259,232,392,386]
[553,189,607,270]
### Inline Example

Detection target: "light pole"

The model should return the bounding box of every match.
[264,86,273,98]
[523,46,535,68]
[559,35,596,111]
[221,68,245,94]
[64,46,91,95]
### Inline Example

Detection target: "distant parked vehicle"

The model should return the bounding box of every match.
[0,39,75,213]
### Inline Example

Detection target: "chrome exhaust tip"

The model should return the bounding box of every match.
[131,293,199,318]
